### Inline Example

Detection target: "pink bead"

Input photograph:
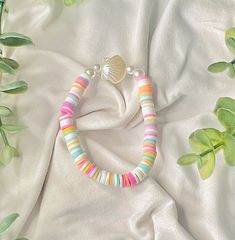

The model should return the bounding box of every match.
[61,102,75,115]
[127,172,137,186]
[87,163,96,176]
[134,74,148,81]
[75,77,89,88]
[122,175,126,188]
[143,147,156,154]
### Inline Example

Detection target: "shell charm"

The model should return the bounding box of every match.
[101,55,127,84]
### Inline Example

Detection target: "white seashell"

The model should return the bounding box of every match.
[101,55,126,84]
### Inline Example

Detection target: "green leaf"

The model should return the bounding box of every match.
[215,97,235,114]
[0,213,19,234]
[64,0,83,6]
[197,151,215,180]
[1,124,25,133]
[0,59,16,75]
[223,132,235,165]
[227,63,235,78]
[214,97,235,113]
[0,81,28,94]
[229,127,235,136]
[0,32,33,47]
[177,153,200,165]
[202,128,224,146]
[216,108,235,130]
[1,58,19,70]
[0,106,12,117]
[0,145,17,166]
[226,38,235,54]
[208,62,228,73]
[225,27,235,54]
[189,129,213,154]
[64,0,76,6]
[15,238,29,240]
[0,58,19,75]
[214,97,235,129]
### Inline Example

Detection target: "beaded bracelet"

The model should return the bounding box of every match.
[59,55,158,188]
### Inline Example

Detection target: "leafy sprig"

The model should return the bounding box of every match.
[0,0,33,167]
[177,97,235,179]
[208,27,235,78]
[0,213,28,240]
[63,0,83,6]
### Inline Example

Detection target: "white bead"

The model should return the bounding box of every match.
[133,69,145,78]
[85,68,95,78]
[126,66,134,75]
[93,64,101,72]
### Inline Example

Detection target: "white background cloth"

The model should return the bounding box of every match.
[0,0,235,239]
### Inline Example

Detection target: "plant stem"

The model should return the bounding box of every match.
[200,142,224,157]
[0,0,5,35]
[0,0,8,147]
[0,118,8,146]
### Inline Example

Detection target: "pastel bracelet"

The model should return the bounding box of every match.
[59,55,158,188]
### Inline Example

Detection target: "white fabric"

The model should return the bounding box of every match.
[1,0,235,239]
